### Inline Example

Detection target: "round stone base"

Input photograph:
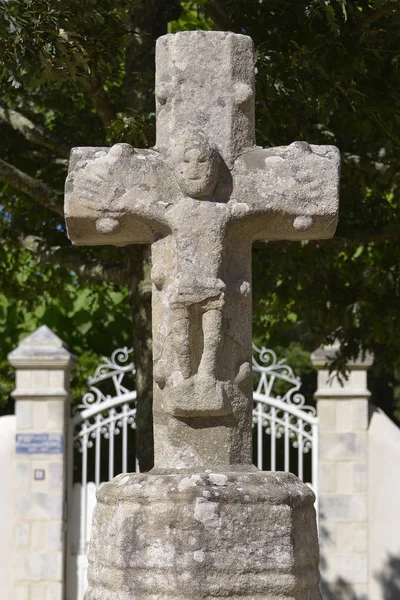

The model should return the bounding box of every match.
[85,469,320,599]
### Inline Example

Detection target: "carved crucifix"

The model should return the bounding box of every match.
[65,31,339,470]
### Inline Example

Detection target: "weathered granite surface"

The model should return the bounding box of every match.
[64,30,338,599]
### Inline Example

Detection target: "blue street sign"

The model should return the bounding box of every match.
[16,433,63,454]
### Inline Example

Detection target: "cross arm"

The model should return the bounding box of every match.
[230,141,340,241]
[64,143,174,246]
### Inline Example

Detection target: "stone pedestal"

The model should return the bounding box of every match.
[86,470,320,599]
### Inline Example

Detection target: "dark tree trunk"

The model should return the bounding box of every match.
[127,246,154,472]
[124,0,182,125]
[123,1,181,471]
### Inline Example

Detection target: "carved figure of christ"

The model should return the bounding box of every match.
[65,31,339,470]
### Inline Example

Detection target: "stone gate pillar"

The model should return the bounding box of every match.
[311,342,373,599]
[8,325,75,600]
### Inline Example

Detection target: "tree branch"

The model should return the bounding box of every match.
[0,158,64,216]
[362,1,400,29]
[21,235,132,287]
[254,226,400,250]
[0,106,70,158]
[370,109,400,149]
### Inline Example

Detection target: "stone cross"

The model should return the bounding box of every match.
[65,31,339,471]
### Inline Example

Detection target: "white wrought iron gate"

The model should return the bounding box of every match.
[66,344,318,600]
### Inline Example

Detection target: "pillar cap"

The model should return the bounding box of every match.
[8,325,76,370]
[311,339,374,371]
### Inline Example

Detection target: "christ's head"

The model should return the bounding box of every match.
[171,131,220,199]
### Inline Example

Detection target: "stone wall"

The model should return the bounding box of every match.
[369,407,400,599]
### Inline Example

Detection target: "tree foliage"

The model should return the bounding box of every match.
[1,0,400,435]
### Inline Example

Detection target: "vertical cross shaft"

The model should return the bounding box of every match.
[65,31,339,471]
[155,32,255,167]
